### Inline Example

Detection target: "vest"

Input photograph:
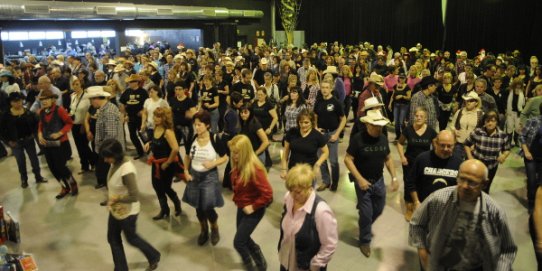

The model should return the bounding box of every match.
[40,106,64,140]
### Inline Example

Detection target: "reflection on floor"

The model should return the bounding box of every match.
[0,124,536,271]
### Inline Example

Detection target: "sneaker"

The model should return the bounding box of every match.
[36,178,48,183]
[359,244,371,258]
[316,184,330,191]
[21,181,28,189]
[55,187,70,199]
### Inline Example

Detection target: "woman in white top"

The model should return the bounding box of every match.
[141,85,169,141]
[183,110,229,246]
[0,70,20,95]
[70,79,93,172]
[101,138,160,271]
[450,91,483,159]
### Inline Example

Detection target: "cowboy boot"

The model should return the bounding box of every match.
[68,175,78,196]
[198,219,209,246]
[248,244,267,271]
[209,220,220,246]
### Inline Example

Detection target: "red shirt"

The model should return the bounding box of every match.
[38,105,73,142]
[231,166,273,210]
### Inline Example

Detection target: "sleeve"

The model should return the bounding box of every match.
[494,209,518,271]
[37,110,43,133]
[310,202,338,269]
[118,173,140,203]
[502,133,511,152]
[519,119,534,145]
[119,91,128,105]
[520,100,532,125]
[335,99,345,117]
[346,135,359,156]
[57,107,74,136]
[408,196,432,248]
[464,128,476,146]
[143,99,150,110]
[251,168,273,210]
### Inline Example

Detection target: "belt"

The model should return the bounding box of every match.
[321,128,337,133]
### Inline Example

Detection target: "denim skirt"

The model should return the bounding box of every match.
[182,168,224,209]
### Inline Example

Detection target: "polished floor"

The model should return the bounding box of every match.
[0,123,537,271]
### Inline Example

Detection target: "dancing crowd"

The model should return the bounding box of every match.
[1,40,542,270]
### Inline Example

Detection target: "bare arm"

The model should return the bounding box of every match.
[267,108,279,134]
[254,128,270,156]
[280,141,291,179]
[384,154,399,191]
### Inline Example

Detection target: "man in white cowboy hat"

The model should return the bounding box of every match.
[88,86,124,194]
[344,109,399,257]
[322,65,346,103]
[252,57,270,87]
[111,64,128,90]
[357,72,386,118]
[409,76,439,130]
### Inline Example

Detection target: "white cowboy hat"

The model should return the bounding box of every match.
[368,72,384,86]
[363,97,384,111]
[360,109,390,126]
[106,59,117,66]
[462,91,481,104]
[86,86,111,99]
[260,58,269,65]
[113,64,125,73]
[322,65,338,75]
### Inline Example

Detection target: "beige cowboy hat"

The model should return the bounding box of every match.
[360,109,390,126]
[322,65,338,75]
[363,97,384,111]
[86,86,111,99]
[368,72,384,86]
[125,74,142,83]
[462,91,481,104]
[113,64,125,73]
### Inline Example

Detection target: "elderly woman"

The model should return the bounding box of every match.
[101,139,161,271]
[279,163,338,271]
[450,91,484,159]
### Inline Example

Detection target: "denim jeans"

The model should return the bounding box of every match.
[72,124,95,170]
[151,163,181,214]
[319,130,339,188]
[234,207,265,261]
[525,158,542,212]
[174,124,194,155]
[393,103,409,138]
[354,177,386,245]
[209,109,219,134]
[12,137,43,182]
[107,214,160,271]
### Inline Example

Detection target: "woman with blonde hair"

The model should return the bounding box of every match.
[302,69,320,109]
[279,163,338,271]
[228,134,273,270]
[144,106,182,220]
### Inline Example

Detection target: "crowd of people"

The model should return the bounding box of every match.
[1,40,542,270]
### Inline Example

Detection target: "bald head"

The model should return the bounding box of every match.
[457,159,488,202]
[459,159,488,181]
[434,130,455,159]
[37,75,51,91]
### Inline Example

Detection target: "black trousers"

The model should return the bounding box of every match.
[95,154,111,186]
[43,141,71,182]
[127,119,144,156]
[234,207,265,261]
[151,163,181,213]
[72,124,95,170]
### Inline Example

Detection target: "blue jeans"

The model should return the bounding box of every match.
[12,137,43,182]
[393,103,409,137]
[320,130,339,188]
[354,177,386,245]
[209,109,219,134]
[234,207,266,261]
[525,158,542,212]
[107,214,160,271]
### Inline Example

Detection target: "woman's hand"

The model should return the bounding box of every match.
[242,205,255,215]
[280,170,287,180]
[202,160,215,169]
[38,134,46,145]
[390,178,399,192]
[185,173,193,182]
[401,157,408,166]
[161,161,170,170]
[50,132,63,140]
[143,142,150,153]
[86,131,94,141]
[265,128,272,135]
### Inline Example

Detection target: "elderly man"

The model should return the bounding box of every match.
[409,159,517,271]
[93,70,107,86]
[474,78,498,113]
[30,75,63,112]
[344,109,399,257]
[409,76,439,130]
[407,130,463,208]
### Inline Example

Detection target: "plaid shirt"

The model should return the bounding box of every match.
[410,91,438,130]
[519,115,542,148]
[464,128,510,169]
[284,104,307,132]
[409,187,517,271]
[95,102,125,152]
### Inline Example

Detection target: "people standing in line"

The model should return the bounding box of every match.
[120,74,148,159]
[450,91,484,160]
[464,110,511,193]
[183,110,229,246]
[396,107,437,221]
[145,107,182,220]
[0,92,47,188]
[228,134,273,271]
[314,80,346,192]
[388,73,411,140]
[409,159,517,271]
[140,85,169,142]
[344,109,399,257]
[37,89,76,199]
[279,163,338,271]
[100,139,161,271]
[70,78,94,173]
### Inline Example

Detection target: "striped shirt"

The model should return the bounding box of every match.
[409,187,517,271]
[464,128,510,169]
[95,102,125,152]
[519,115,542,148]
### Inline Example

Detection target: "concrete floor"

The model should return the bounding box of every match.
[0,123,537,271]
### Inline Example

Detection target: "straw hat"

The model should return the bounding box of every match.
[322,66,338,75]
[148,62,159,71]
[360,109,390,126]
[363,97,384,111]
[368,72,384,86]
[113,64,125,73]
[260,58,269,65]
[125,74,142,83]
[86,86,111,99]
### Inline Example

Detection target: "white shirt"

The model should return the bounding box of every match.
[69,91,90,124]
[143,98,169,129]
[189,139,218,172]
[108,161,140,219]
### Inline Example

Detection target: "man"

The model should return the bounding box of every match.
[89,86,124,197]
[344,109,399,257]
[297,58,312,85]
[502,65,516,90]
[520,102,542,212]
[30,76,63,112]
[93,70,107,86]
[119,74,148,159]
[478,64,496,90]
[315,80,347,192]
[252,58,269,87]
[409,159,517,271]
[49,67,70,110]
[232,68,255,103]
[357,72,386,117]
[474,78,498,113]
[520,85,542,126]
[407,130,462,207]
[409,76,439,130]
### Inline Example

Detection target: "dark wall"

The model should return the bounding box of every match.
[280,0,541,57]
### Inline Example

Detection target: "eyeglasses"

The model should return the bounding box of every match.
[457,177,482,188]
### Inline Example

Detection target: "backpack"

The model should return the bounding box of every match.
[530,124,542,160]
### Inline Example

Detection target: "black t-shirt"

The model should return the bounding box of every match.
[232,82,255,102]
[346,131,390,182]
[119,88,149,118]
[149,72,162,86]
[241,118,264,151]
[169,96,196,126]
[200,86,218,111]
[437,85,458,104]
[313,97,344,130]
[216,80,229,105]
[402,125,437,162]
[407,151,462,202]
[285,128,327,168]
[252,100,274,130]
[253,68,268,86]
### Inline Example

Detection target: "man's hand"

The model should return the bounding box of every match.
[357,179,372,191]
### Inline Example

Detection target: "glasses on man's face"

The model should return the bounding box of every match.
[457,177,482,188]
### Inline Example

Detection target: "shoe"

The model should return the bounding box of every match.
[133,154,144,160]
[249,245,267,271]
[174,204,182,216]
[69,177,78,196]
[55,187,71,199]
[100,200,108,206]
[404,202,414,222]
[152,212,169,220]
[330,184,338,192]
[359,244,371,258]
[210,222,220,246]
[36,178,48,183]
[95,183,106,189]
[198,220,209,246]
[316,184,330,192]
[146,256,160,271]
[21,181,28,189]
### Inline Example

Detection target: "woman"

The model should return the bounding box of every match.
[239,105,270,165]
[199,74,220,133]
[0,92,46,188]
[183,110,229,246]
[396,107,437,221]
[341,65,354,120]
[141,85,169,142]
[437,72,459,131]
[37,89,77,199]
[229,134,273,270]
[144,107,183,220]
[464,110,510,193]
[302,69,320,110]
[106,78,123,105]
[215,70,230,131]
[283,87,307,133]
[253,87,279,168]
[456,71,475,104]
[70,79,94,173]
[450,91,484,159]
[351,64,366,119]
[147,62,163,87]
[389,73,411,139]
[526,65,542,98]
[101,139,160,271]
[506,78,526,146]
[0,70,20,95]
[279,163,338,271]
[77,69,91,89]
[280,109,328,179]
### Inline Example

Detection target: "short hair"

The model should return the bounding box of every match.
[241,68,252,78]
[256,86,267,95]
[230,91,244,105]
[153,106,173,129]
[285,164,315,191]
[99,139,125,162]
[475,78,487,88]
[193,110,211,127]
[296,109,316,128]
[174,81,188,89]
[482,110,499,123]
[149,85,163,98]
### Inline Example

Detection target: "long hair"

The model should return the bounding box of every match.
[228,134,266,186]
[153,106,174,130]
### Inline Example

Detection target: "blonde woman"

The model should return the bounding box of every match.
[302,69,320,109]
[228,134,273,270]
